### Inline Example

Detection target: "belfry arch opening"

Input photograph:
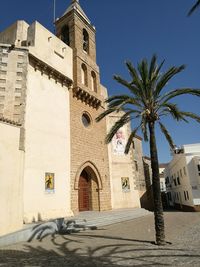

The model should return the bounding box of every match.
[61,25,70,46]
[78,167,100,212]
[83,29,89,53]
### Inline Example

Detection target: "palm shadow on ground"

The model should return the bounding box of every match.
[0,231,199,267]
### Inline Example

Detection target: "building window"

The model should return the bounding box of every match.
[17,72,22,76]
[91,71,97,92]
[83,29,89,53]
[61,25,70,46]
[0,79,6,84]
[81,63,88,86]
[132,140,135,149]
[177,177,180,185]
[18,55,24,59]
[197,164,200,176]
[82,112,91,128]
[184,191,189,201]
[174,179,177,186]
[0,70,7,75]
[17,63,23,68]
[134,160,138,172]
[1,63,7,67]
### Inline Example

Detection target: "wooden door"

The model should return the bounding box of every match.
[78,171,91,211]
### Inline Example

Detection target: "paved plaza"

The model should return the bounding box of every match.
[0,211,200,266]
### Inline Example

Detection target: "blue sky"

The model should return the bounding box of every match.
[1,0,200,163]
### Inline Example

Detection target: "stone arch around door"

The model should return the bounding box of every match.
[74,161,102,212]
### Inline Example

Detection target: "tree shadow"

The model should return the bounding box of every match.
[27,218,97,242]
[0,232,199,266]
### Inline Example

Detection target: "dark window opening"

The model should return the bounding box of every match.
[61,25,70,46]
[83,29,89,53]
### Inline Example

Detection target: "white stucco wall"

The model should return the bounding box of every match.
[27,21,73,79]
[0,123,24,236]
[23,64,72,223]
[165,144,200,208]
[0,20,29,46]
[107,113,140,209]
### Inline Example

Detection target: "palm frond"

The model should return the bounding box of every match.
[138,58,148,87]
[179,111,200,123]
[124,125,141,154]
[159,122,175,149]
[161,88,200,103]
[113,76,140,97]
[125,61,143,90]
[188,0,200,16]
[148,54,157,80]
[96,107,116,122]
[159,102,187,121]
[154,65,185,98]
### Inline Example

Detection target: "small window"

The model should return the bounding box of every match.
[83,29,89,53]
[0,70,7,75]
[61,25,70,46]
[82,112,91,128]
[177,177,180,185]
[174,179,177,186]
[81,64,88,86]
[132,140,135,149]
[17,63,23,68]
[197,164,200,176]
[134,160,138,172]
[17,72,22,76]
[1,63,7,67]
[91,71,97,92]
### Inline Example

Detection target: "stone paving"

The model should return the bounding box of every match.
[0,211,200,266]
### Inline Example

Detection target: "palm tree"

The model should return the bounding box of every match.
[96,55,200,245]
[188,0,200,16]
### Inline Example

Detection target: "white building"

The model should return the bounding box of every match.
[165,143,200,211]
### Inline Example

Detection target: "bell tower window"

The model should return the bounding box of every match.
[83,29,89,53]
[81,64,88,86]
[61,25,70,46]
[91,71,97,92]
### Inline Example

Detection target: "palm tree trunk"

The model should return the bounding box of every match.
[148,121,165,245]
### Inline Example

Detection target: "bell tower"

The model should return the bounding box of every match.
[55,0,111,213]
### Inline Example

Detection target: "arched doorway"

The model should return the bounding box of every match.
[78,168,100,212]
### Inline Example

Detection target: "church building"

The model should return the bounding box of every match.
[0,0,146,236]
